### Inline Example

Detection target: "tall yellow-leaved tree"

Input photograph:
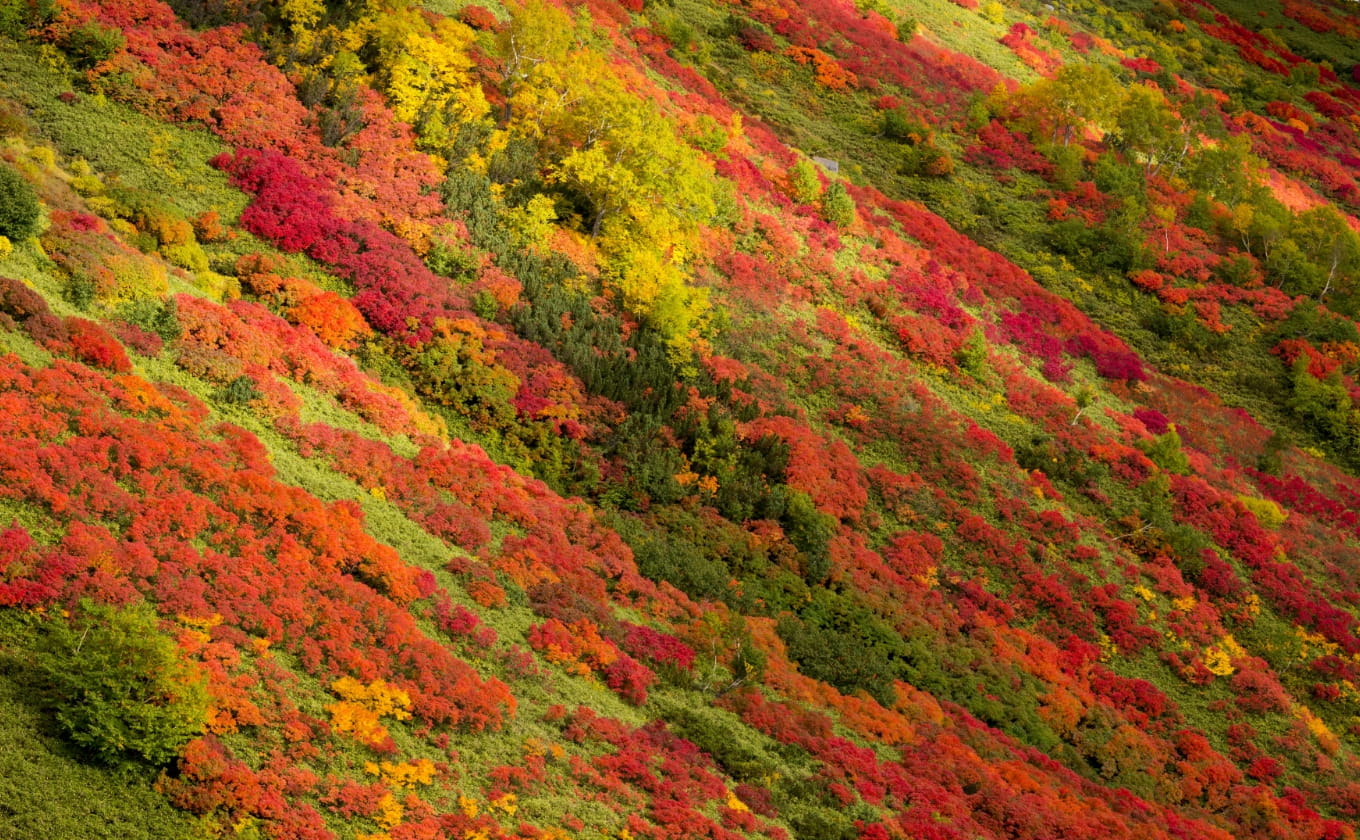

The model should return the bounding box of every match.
[496,0,719,359]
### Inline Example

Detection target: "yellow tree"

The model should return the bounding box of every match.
[1188,134,1262,207]
[1294,205,1360,301]
[494,2,714,239]
[606,247,713,361]
[555,85,717,358]
[1012,62,1122,146]
[494,0,578,124]
[550,83,716,239]
[555,91,718,358]
[1113,84,1179,176]
[492,6,718,357]
[370,12,490,150]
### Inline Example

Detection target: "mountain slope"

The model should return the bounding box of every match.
[2,0,1360,837]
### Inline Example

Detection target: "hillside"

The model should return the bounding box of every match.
[2,0,1360,837]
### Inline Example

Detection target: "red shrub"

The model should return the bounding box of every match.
[1231,667,1291,714]
[0,277,50,322]
[622,623,695,672]
[458,4,499,29]
[603,655,654,705]
[1133,408,1170,436]
[111,321,164,356]
[65,317,132,372]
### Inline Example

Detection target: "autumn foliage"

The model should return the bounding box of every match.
[4,0,1360,837]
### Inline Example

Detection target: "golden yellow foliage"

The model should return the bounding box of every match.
[503,194,558,252]
[492,0,717,360]
[1237,495,1286,530]
[1294,704,1340,754]
[1295,626,1340,661]
[376,16,489,149]
[1171,595,1197,612]
[326,677,412,746]
[279,0,324,31]
[375,793,403,829]
[1097,633,1116,662]
[1202,646,1234,677]
[1202,634,1246,677]
[364,758,436,789]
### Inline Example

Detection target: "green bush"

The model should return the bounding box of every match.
[787,159,822,204]
[0,164,39,241]
[63,274,96,310]
[661,702,783,781]
[1285,357,1357,452]
[0,0,55,38]
[33,600,209,767]
[1277,302,1360,345]
[118,297,182,342]
[783,802,857,840]
[1257,430,1288,475]
[220,374,261,404]
[1138,427,1191,475]
[61,22,124,69]
[0,665,202,840]
[780,488,835,584]
[425,236,478,279]
[471,288,499,320]
[777,590,904,705]
[820,182,856,228]
[632,533,730,602]
[881,109,928,144]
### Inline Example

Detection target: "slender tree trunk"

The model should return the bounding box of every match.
[1321,253,1340,299]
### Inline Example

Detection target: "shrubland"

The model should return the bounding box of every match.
[1,0,1360,837]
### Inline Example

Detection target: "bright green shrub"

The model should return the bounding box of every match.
[1237,495,1286,530]
[777,590,904,705]
[780,488,835,584]
[783,800,859,840]
[61,22,124,69]
[0,164,39,241]
[118,297,182,341]
[0,0,54,37]
[425,233,478,279]
[33,601,209,767]
[787,159,822,204]
[820,182,856,228]
[1138,427,1191,475]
